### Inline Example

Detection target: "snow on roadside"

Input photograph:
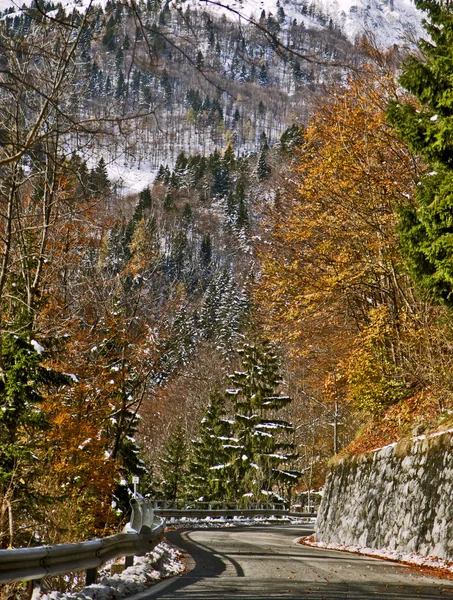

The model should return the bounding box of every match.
[166,515,316,529]
[35,518,314,600]
[39,542,184,600]
[301,536,453,575]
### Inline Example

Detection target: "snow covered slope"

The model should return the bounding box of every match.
[315,0,424,47]
[193,0,425,47]
[1,0,425,48]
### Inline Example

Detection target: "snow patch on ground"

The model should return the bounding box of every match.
[107,162,158,197]
[167,515,316,528]
[302,536,453,574]
[40,542,184,600]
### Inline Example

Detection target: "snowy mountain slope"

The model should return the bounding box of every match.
[1,0,425,48]
[192,0,425,47]
[315,0,424,47]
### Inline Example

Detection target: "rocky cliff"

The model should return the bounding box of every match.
[315,431,453,560]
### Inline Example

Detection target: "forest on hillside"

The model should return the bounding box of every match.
[2,0,453,588]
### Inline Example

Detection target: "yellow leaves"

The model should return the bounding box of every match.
[124,217,158,278]
[255,52,420,412]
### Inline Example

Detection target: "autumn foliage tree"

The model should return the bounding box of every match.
[255,50,422,448]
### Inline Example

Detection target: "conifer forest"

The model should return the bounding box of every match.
[2,0,453,578]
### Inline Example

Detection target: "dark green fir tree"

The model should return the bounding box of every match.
[187,385,235,501]
[257,145,270,180]
[387,0,453,307]
[226,341,299,503]
[160,422,187,503]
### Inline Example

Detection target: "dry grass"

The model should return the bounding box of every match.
[341,391,445,456]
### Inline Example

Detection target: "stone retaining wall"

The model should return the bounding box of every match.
[315,432,453,559]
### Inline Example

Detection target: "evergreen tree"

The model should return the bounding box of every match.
[115,70,126,100]
[187,385,234,501]
[136,187,153,217]
[258,62,269,86]
[226,342,299,503]
[0,336,72,545]
[257,145,270,180]
[102,16,116,50]
[200,232,213,269]
[115,46,124,69]
[89,157,111,195]
[163,192,174,210]
[236,179,249,229]
[170,229,189,278]
[160,423,187,502]
[280,124,304,154]
[209,149,230,198]
[293,58,303,82]
[105,75,112,95]
[196,50,204,69]
[182,202,193,224]
[174,150,188,185]
[387,0,453,306]
[160,69,173,105]
[187,154,206,187]
[199,268,248,348]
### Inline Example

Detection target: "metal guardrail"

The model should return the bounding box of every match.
[149,500,318,519]
[0,498,316,587]
[150,500,288,510]
[155,508,317,519]
[0,499,165,585]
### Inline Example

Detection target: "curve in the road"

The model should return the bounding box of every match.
[135,523,453,599]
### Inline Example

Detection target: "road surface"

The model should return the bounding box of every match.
[143,523,453,599]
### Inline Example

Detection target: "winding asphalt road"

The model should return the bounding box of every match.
[142,523,453,599]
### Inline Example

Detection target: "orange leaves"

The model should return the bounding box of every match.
[255,53,420,413]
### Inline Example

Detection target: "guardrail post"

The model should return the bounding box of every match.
[27,579,41,600]
[125,556,134,568]
[86,568,97,586]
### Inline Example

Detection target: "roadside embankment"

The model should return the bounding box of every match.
[315,430,453,560]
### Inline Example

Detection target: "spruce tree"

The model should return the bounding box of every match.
[160,423,187,503]
[258,63,269,86]
[187,385,234,501]
[200,232,213,269]
[199,268,247,348]
[226,342,299,503]
[257,146,270,180]
[387,0,453,306]
[0,336,72,545]
[89,157,110,195]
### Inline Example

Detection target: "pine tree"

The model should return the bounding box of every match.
[387,0,453,306]
[0,335,72,546]
[200,232,213,270]
[187,385,234,501]
[258,62,269,86]
[89,157,110,195]
[226,342,299,503]
[257,145,270,180]
[160,423,187,502]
